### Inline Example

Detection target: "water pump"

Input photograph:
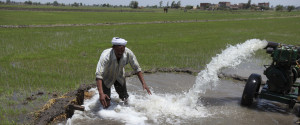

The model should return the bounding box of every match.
[241,41,300,110]
[264,42,300,94]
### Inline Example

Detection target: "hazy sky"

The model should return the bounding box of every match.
[7,0,300,6]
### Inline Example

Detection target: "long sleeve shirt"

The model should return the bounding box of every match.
[95,47,142,88]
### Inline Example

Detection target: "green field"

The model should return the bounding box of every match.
[1,5,300,25]
[1,5,300,124]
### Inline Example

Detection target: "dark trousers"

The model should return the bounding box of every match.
[102,80,129,101]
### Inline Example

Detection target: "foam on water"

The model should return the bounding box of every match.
[67,87,209,125]
[66,39,268,125]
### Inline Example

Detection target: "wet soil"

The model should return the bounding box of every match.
[32,84,96,125]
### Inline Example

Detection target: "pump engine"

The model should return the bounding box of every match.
[264,42,300,94]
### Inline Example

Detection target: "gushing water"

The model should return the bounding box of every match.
[186,39,268,107]
[66,39,268,125]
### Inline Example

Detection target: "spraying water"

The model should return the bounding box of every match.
[66,39,268,125]
[185,39,268,107]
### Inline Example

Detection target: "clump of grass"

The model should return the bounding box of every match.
[84,91,95,100]
[52,113,67,123]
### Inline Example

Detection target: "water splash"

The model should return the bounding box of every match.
[185,39,268,107]
[66,39,268,125]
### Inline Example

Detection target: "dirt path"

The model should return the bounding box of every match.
[1,16,299,28]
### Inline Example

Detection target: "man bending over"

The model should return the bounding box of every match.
[95,37,152,108]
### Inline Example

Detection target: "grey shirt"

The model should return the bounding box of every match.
[95,47,142,88]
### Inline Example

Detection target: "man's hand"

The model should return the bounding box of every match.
[99,93,110,108]
[137,71,152,95]
[96,79,110,108]
[143,84,152,95]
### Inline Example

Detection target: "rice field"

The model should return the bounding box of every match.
[0,5,300,124]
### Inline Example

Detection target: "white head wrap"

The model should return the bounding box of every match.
[111,37,127,46]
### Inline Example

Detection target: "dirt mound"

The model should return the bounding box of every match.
[33,84,96,124]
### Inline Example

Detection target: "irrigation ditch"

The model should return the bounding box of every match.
[31,67,253,124]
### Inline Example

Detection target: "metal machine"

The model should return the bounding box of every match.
[241,41,300,110]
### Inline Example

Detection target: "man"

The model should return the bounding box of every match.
[95,37,152,108]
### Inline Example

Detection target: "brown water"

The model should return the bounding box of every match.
[64,72,299,125]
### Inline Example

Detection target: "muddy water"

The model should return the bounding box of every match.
[65,72,298,125]
[64,39,299,124]
[129,72,299,125]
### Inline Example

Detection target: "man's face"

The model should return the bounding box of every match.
[113,45,125,59]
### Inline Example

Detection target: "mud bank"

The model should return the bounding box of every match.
[33,67,253,124]
[33,84,95,124]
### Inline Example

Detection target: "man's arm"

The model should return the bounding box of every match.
[127,49,151,95]
[137,71,152,95]
[96,79,110,108]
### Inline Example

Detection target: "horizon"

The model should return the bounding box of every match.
[2,0,300,7]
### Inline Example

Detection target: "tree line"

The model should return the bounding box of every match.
[0,0,298,11]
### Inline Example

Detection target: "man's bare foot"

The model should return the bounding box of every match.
[122,98,128,105]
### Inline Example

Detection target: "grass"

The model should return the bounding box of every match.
[0,7,300,124]
[1,7,300,25]
[1,17,299,91]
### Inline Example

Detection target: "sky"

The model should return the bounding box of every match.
[6,0,300,7]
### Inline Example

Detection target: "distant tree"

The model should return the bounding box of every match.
[80,3,82,6]
[176,1,181,8]
[167,1,169,7]
[33,2,40,5]
[171,1,175,8]
[6,0,10,4]
[276,5,283,11]
[46,2,51,5]
[72,2,79,7]
[246,0,251,9]
[287,5,295,12]
[24,1,32,5]
[171,1,180,9]
[102,3,110,7]
[129,1,138,8]
[185,5,193,9]
[53,1,59,6]
[159,1,163,8]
